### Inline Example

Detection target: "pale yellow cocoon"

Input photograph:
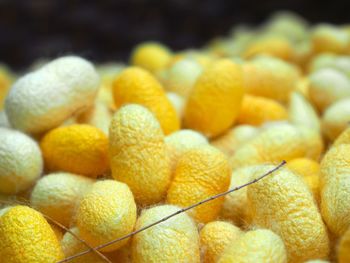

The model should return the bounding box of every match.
[309,54,350,76]
[200,221,242,263]
[334,126,350,146]
[5,56,100,134]
[76,180,137,252]
[163,59,202,98]
[184,59,244,138]
[30,172,94,227]
[243,55,300,103]
[248,166,329,262]
[109,104,171,205]
[131,205,200,263]
[166,92,185,119]
[165,129,208,172]
[229,123,323,170]
[289,91,321,132]
[218,229,287,263]
[309,68,350,112]
[0,128,43,194]
[322,98,350,141]
[0,205,64,262]
[338,226,350,263]
[167,145,231,223]
[0,111,10,128]
[211,125,259,157]
[320,144,350,236]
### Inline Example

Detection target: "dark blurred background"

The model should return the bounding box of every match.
[0,0,349,70]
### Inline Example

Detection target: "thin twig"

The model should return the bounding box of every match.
[58,160,286,263]
[0,199,111,263]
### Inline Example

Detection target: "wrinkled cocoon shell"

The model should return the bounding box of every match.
[338,226,350,263]
[211,125,259,156]
[5,56,100,134]
[289,91,321,132]
[40,124,109,178]
[30,172,94,227]
[229,123,323,170]
[200,221,242,263]
[0,128,43,194]
[167,145,230,223]
[109,104,171,205]
[218,229,287,263]
[0,206,64,262]
[320,143,350,236]
[184,59,244,138]
[243,55,300,103]
[248,166,329,262]
[76,180,137,252]
[237,95,288,125]
[131,205,200,263]
[165,129,208,172]
[322,98,350,141]
[308,68,350,112]
[112,67,180,135]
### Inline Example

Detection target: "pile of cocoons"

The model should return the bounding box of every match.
[2,11,350,263]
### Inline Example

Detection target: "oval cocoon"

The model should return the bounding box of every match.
[0,128,43,194]
[109,104,171,205]
[76,180,137,252]
[184,59,244,138]
[131,205,200,263]
[0,205,64,262]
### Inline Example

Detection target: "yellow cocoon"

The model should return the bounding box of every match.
[131,205,200,263]
[5,56,100,134]
[338,226,350,263]
[0,128,43,195]
[166,92,185,119]
[308,68,350,112]
[320,144,350,236]
[184,59,244,138]
[289,91,321,132]
[218,229,287,263]
[167,145,231,223]
[109,104,171,205]
[229,123,323,170]
[165,129,208,172]
[200,221,242,263]
[163,58,203,98]
[76,180,137,252]
[243,55,300,103]
[131,42,172,73]
[0,205,64,262]
[30,172,94,227]
[334,126,350,146]
[248,166,329,262]
[112,66,180,135]
[40,124,109,178]
[0,64,14,110]
[237,95,288,125]
[211,125,259,157]
[322,98,350,141]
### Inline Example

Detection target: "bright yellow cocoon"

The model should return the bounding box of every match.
[243,55,300,103]
[76,180,137,252]
[40,124,109,178]
[237,95,288,125]
[0,205,64,262]
[109,104,171,205]
[167,145,231,223]
[248,166,329,262]
[30,172,94,227]
[200,221,242,263]
[131,42,172,73]
[184,59,244,138]
[338,226,350,263]
[320,144,350,236]
[131,205,200,263]
[229,123,324,170]
[211,125,259,157]
[112,67,180,135]
[218,229,287,263]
